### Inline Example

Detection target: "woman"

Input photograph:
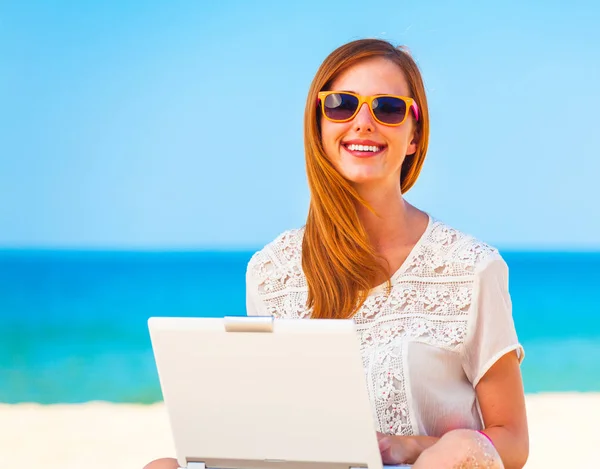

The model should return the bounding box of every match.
[245,38,529,468]
[145,39,528,469]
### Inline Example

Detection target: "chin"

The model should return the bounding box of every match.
[342,172,383,186]
[335,157,385,182]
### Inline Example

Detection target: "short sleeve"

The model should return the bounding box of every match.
[245,255,269,317]
[462,256,525,387]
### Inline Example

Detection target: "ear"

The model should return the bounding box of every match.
[406,126,420,156]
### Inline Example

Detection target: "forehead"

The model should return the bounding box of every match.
[330,57,410,96]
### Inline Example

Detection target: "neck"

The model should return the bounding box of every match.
[354,181,415,252]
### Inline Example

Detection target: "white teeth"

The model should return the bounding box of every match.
[347,144,381,152]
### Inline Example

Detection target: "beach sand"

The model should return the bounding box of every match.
[1,393,598,469]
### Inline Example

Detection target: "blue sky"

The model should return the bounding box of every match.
[1,0,598,250]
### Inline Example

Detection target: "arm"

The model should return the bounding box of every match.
[476,350,529,469]
[464,257,529,469]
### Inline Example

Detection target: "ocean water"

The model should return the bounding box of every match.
[0,249,599,404]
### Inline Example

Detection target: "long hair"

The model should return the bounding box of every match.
[302,39,430,319]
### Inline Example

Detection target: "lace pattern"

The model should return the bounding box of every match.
[248,218,499,435]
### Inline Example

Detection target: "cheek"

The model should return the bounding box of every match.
[320,121,344,157]
[385,126,412,148]
[320,120,336,144]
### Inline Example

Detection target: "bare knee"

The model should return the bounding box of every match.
[143,457,179,469]
[414,429,504,469]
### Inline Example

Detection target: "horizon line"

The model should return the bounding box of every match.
[1,245,600,254]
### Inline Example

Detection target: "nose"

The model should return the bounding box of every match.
[353,102,374,133]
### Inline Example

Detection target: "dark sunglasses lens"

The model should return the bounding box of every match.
[323,93,359,121]
[372,96,407,124]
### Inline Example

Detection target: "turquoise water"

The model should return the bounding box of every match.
[0,250,599,404]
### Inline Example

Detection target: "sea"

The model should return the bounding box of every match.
[0,249,599,404]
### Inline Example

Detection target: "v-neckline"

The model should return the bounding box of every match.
[370,213,434,293]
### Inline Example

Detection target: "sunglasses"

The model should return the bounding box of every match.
[317,91,419,126]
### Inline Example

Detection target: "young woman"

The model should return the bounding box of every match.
[144,39,529,469]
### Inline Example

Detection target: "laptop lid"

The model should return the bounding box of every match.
[148,316,409,469]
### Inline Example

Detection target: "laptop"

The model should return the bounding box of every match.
[148,316,410,469]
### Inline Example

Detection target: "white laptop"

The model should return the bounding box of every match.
[148,316,410,469]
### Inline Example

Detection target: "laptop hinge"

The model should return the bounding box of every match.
[184,461,366,469]
[224,316,274,333]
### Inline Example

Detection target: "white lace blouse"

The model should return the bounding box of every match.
[245,215,524,437]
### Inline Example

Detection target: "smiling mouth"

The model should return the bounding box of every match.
[342,143,387,157]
